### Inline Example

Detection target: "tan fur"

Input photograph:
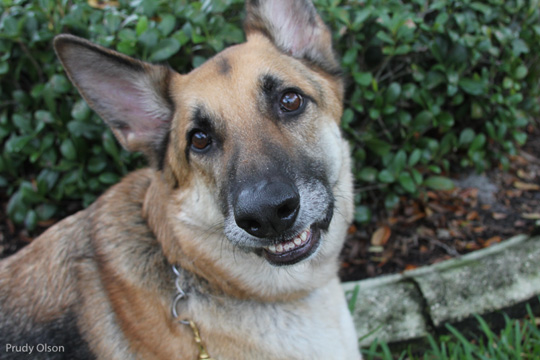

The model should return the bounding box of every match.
[0,1,361,359]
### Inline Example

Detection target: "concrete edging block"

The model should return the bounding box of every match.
[343,234,540,346]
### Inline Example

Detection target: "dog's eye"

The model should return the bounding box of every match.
[279,92,303,112]
[191,131,211,151]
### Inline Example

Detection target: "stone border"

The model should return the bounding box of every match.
[342,234,540,346]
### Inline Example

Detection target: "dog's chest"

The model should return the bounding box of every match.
[186,278,359,360]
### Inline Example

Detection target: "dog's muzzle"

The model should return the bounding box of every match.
[232,177,333,266]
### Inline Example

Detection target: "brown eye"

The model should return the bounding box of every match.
[191,131,211,151]
[279,92,303,112]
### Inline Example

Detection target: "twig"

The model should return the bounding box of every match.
[17,40,44,83]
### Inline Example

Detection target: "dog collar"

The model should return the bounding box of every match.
[171,265,214,360]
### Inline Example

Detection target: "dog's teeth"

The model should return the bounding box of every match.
[266,228,312,255]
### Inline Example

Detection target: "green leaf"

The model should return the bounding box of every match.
[514,65,528,80]
[35,110,54,124]
[60,138,77,161]
[411,168,423,185]
[358,167,378,182]
[341,108,354,126]
[424,176,454,190]
[354,72,373,87]
[513,131,527,145]
[0,62,8,75]
[376,30,394,44]
[366,139,391,156]
[412,110,432,133]
[158,14,176,36]
[390,150,407,175]
[459,128,475,145]
[136,16,149,36]
[87,156,107,173]
[36,203,57,221]
[24,210,38,231]
[408,149,422,167]
[99,172,120,185]
[71,101,91,121]
[378,169,395,183]
[49,74,70,94]
[149,38,181,62]
[470,133,486,151]
[511,38,529,56]
[458,78,485,95]
[438,112,454,128]
[385,82,401,103]
[398,172,416,193]
[384,193,399,209]
[354,205,372,224]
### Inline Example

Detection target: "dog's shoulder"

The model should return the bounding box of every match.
[0,169,162,359]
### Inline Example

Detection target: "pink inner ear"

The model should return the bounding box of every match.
[90,75,171,143]
[265,1,317,56]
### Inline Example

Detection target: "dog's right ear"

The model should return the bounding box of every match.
[244,0,340,76]
[54,34,174,168]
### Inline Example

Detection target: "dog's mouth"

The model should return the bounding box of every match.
[262,224,321,266]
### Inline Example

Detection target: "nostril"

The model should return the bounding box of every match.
[238,218,261,234]
[277,198,300,220]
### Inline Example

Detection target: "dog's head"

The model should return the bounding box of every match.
[55,0,353,298]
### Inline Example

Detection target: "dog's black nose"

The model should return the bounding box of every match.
[234,179,300,238]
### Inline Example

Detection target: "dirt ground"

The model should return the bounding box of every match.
[1,127,539,282]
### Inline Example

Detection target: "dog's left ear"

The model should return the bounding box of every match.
[244,0,340,75]
[54,34,174,168]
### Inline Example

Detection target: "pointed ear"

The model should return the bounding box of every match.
[244,0,340,76]
[54,34,175,168]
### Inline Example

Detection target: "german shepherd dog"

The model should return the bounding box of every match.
[0,0,361,358]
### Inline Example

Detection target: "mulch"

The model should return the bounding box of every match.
[1,127,539,282]
[340,124,540,281]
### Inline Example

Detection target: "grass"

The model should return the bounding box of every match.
[360,304,540,360]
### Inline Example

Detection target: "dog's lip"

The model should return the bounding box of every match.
[262,224,321,266]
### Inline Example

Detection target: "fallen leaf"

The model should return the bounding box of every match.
[465,242,482,251]
[405,213,425,223]
[371,225,391,246]
[38,219,57,227]
[514,181,540,191]
[484,236,502,247]
[506,189,523,198]
[426,191,439,199]
[473,226,486,233]
[492,212,508,220]
[368,246,384,253]
[517,169,536,181]
[417,226,435,238]
[522,213,540,220]
[466,211,479,221]
[404,264,418,271]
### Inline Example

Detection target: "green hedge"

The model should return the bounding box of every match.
[1,0,539,230]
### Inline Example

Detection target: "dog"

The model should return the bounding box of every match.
[0,0,360,358]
